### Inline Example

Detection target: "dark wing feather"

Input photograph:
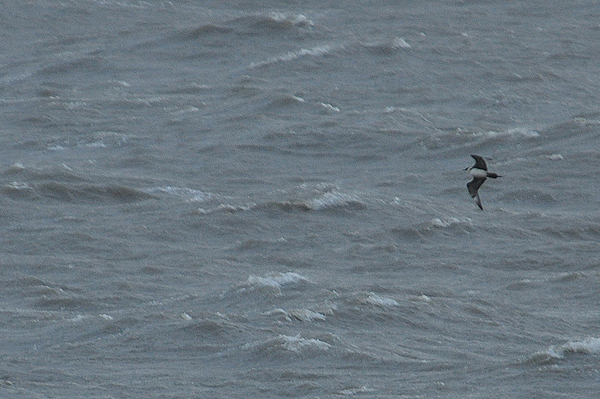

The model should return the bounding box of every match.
[473,192,483,210]
[467,177,486,210]
[470,154,487,171]
[467,177,486,197]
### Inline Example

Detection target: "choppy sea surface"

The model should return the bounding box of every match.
[2,1,600,398]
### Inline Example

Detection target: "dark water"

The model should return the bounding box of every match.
[1,1,600,397]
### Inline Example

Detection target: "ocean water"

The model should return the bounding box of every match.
[1,1,600,398]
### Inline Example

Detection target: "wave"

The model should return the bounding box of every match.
[250,45,334,69]
[197,186,366,214]
[146,186,214,203]
[175,317,245,348]
[175,24,235,40]
[429,216,473,229]
[172,12,313,44]
[39,50,104,77]
[537,221,600,241]
[263,93,307,109]
[256,12,314,29]
[242,334,332,355]
[422,127,540,150]
[246,272,309,292]
[254,194,366,213]
[195,203,253,214]
[362,37,412,55]
[2,163,87,181]
[233,12,314,31]
[538,115,600,141]
[526,337,600,364]
[35,296,98,312]
[220,272,311,298]
[359,293,400,308]
[2,180,155,203]
[50,131,134,150]
[476,128,540,139]
[307,190,365,211]
[392,216,473,241]
[265,306,334,323]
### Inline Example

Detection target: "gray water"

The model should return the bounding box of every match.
[2,1,600,398]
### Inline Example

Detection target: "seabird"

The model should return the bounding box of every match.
[465,154,501,210]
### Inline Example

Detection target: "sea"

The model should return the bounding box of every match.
[1,1,600,398]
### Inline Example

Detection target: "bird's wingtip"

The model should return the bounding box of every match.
[474,192,484,210]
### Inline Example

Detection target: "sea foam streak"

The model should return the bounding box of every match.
[250,45,333,68]
[529,337,600,362]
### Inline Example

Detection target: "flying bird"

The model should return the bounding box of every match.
[465,154,501,210]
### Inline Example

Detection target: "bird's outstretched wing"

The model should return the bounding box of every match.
[470,154,488,171]
[467,177,486,210]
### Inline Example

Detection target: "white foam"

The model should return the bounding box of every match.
[108,79,130,87]
[250,45,333,68]
[416,294,432,303]
[85,141,108,148]
[68,314,86,323]
[268,12,314,27]
[392,37,411,49]
[430,217,471,228]
[363,293,399,308]
[319,102,340,112]
[247,272,308,290]
[536,337,600,359]
[307,191,363,211]
[279,334,331,353]
[477,128,540,139]
[5,181,33,191]
[148,186,212,202]
[197,203,255,214]
[171,105,200,115]
[180,313,193,321]
[8,163,25,171]
[242,334,331,354]
[214,203,252,212]
[288,309,327,322]
[339,385,375,395]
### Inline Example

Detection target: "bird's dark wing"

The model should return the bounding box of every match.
[473,191,483,210]
[470,154,487,171]
[467,177,486,197]
[467,177,486,210]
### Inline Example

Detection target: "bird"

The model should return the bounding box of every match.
[465,154,501,210]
